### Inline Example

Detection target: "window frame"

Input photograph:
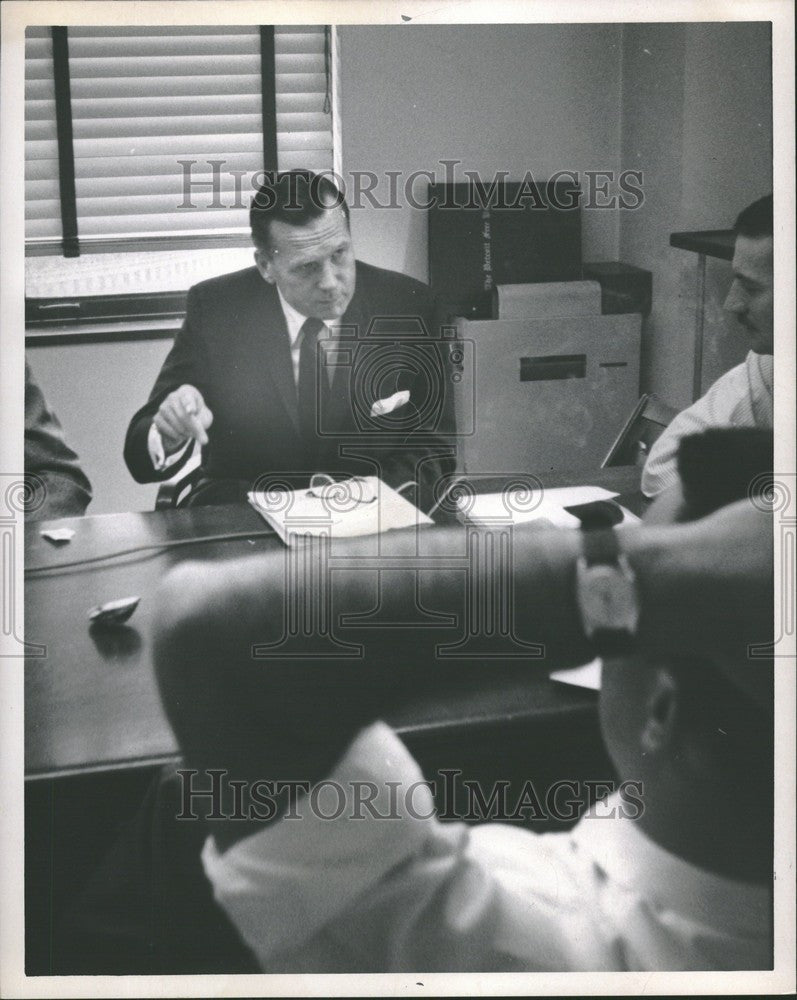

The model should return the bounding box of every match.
[25,24,338,333]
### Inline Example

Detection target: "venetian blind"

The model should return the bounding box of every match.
[25,25,333,252]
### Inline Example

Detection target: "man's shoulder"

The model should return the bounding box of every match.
[355,260,434,308]
[188,266,268,302]
[744,349,773,382]
[702,352,760,403]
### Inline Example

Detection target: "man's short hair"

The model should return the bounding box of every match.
[676,427,773,520]
[250,170,350,252]
[674,427,774,733]
[733,193,773,238]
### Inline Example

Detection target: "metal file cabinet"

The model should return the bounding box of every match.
[453,315,642,476]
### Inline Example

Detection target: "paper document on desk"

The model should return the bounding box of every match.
[248,476,432,546]
[457,484,639,528]
[550,658,603,691]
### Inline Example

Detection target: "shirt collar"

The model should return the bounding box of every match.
[276,288,317,347]
[573,793,771,936]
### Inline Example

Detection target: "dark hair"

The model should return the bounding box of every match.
[676,428,773,520]
[667,653,773,780]
[249,170,349,252]
[674,427,774,733]
[733,193,773,238]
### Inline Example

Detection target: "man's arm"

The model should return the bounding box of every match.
[153,496,772,846]
[370,294,458,512]
[123,284,211,483]
[641,359,753,497]
[24,361,93,520]
[150,499,772,969]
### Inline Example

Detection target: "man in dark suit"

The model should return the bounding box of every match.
[124,170,456,508]
[25,359,92,520]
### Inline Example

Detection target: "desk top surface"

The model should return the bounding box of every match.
[25,466,642,779]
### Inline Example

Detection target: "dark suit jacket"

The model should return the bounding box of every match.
[124,261,456,507]
[25,360,93,521]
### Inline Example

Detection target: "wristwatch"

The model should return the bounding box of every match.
[576,526,639,656]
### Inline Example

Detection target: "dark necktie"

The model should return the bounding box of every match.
[297,316,326,462]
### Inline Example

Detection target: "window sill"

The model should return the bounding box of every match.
[26,291,187,328]
[25,245,255,299]
[25,315,182,347]
[24,243,257,342]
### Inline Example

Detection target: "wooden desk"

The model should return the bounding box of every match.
[25,466,643,779]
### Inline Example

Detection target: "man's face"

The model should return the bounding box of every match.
[723,234,774,354]
[255,206,356,320]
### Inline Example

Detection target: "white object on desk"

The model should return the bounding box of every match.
[457,484,639,528]
[40,527,76,543]
[534,484,617,506]
[549,658,603,691]
[248,476,432,546]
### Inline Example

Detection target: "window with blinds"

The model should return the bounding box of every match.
[25,25,335,255]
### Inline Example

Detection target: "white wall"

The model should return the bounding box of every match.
[338,24,624,280]
[27,339,170,515]
[27,22,771,514]
[340,21,772,408]
[619,22,772,406]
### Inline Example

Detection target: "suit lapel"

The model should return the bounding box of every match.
[239,274,300,432]
[326,273,369,432]
[236,265,371,449]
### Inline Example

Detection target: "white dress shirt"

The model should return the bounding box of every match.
[276,287,331,386]
[641,350,774,497]
[148,289,329,472]
[202,722,771,973]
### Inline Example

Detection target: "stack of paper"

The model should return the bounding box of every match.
[248,476,432,546]
[549,658,603,691]
[457,485,639,528]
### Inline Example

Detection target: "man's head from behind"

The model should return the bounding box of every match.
[251,170,355,321]
[599,428,773,876]
[724,193,774,354]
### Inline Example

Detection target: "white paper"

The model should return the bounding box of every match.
[248,476,432,545]
[549,658,603,691]
[532,485,618,506]
[40,527,76,543]
[458,486,617,528]
[457,485,641,528]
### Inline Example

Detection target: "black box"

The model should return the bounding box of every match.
[428,180,583,320]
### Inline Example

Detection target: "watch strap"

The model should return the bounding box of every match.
[589,626,635,657]
[577,525,639,655]
[581,526,621,567]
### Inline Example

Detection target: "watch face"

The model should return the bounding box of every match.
[578,563,639,635]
